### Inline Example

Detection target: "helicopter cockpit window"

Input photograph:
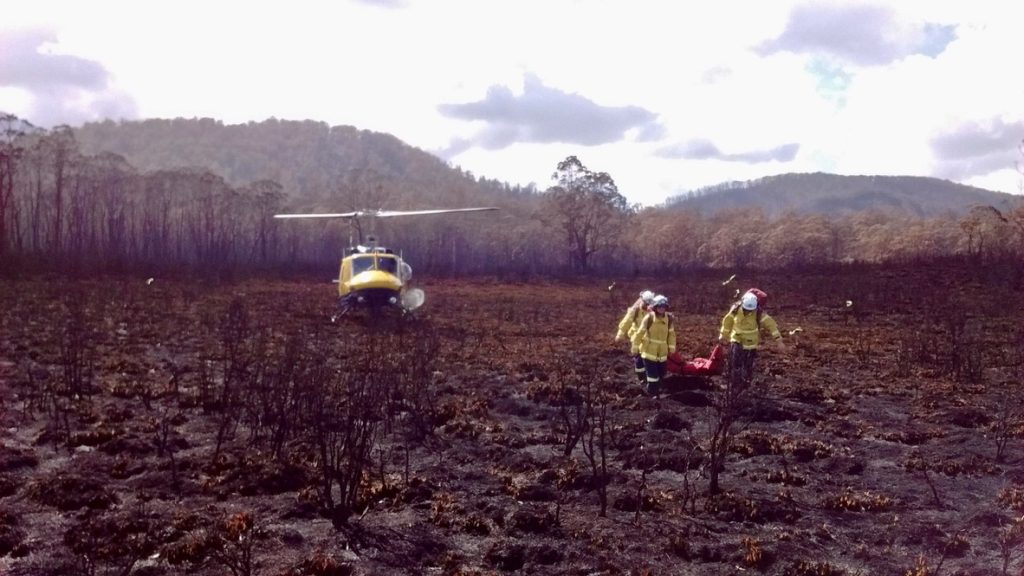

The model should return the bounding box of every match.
[351,256,375,275]
[377,257,398,275]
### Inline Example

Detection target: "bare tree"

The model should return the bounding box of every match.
[89,152,137,267]
[0,114,29,262]
[580,376,612,517]
[245,179,285,264]
[41,126,79,256]
[706,367,760,495]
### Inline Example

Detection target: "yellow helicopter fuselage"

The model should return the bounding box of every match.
[338,250,405,307]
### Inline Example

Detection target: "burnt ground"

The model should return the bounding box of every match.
[1,264,1023,576]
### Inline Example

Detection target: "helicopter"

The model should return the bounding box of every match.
[273,207,498,317]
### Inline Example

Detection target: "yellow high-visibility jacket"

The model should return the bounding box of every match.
[632,312,677,362]
[615,300,648,353]
[719,306,781,350]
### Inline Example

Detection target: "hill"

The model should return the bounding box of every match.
[73,117,535,209]
[76,120,1020,219]
[667,172,1021,217]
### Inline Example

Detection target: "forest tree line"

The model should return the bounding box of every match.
[2,114,1023,278]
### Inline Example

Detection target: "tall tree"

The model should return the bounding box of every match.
[246,179,285,263]
[543,156,631,271]
[41,126,79,255]
[959,205,1009,264]
[0,114,29,260]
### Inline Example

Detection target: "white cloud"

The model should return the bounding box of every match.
[756,3,957,65]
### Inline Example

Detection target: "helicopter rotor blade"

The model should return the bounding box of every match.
[372,207,498,218]
[274,207,498,220]
[273,212,362,219]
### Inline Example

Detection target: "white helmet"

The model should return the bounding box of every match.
[741,292,758,311]
[652,294,669,308]
[640,290,655,304]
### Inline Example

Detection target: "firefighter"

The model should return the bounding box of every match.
[615,290,655,383]
[718,289,786,390]
[632,294,676,396]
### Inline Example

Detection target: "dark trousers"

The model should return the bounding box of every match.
[633,354,646,383]
[727,343,757,390]
[642,358,666,395]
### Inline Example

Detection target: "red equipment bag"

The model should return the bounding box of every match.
[747,288,768,307]
[667,344,726,376]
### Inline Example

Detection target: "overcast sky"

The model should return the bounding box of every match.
[2,0,1022,205]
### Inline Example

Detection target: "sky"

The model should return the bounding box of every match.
[1,0,1022,206]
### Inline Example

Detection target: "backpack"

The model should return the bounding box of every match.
[640,311,673,334]
[632,303,646,323]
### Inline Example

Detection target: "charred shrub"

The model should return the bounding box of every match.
[26,473,118,511]
[68,424,119,448]
[786,382,826,403]
[507,506,556,535]
[302,333,403,523]
[789,438,834,462]
[941,532,971,558]
[436,394,490,437]
[651,410,688,432]
[429,492,465,528]
[948,407,991,429]
[732,430,785,457]
[997,485,1024,513]
[508,480,557,503]
[821,489,895,512]
[0,473,17,497]
[705,490,800,524]
[57,293,100,400]
[0,446,38,471]
[612,489,661,513]
[463,514,492,536]
[742,537,774,569]
[163,510,267,576]
[667,532,692,560]
[988,384,1023,462]
[0,510,27,557]
[295,550,355,576]
[390,322,442,438]
[484,541,526,572]
[529,544,563,565]
[751,468,807,487]
[205,454,308,497]
[704,492,764,523]
[784,560,844,576]
[937,309,985,384]
[163,527,218,570]
[63,509,159,576]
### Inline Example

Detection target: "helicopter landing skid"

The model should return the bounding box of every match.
[330,306,351,323]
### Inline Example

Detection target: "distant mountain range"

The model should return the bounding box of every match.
[666,173,1021,218]
[74,118,1020,218]
[73,118,531,212]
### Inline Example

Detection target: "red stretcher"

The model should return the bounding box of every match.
[666,344,726,376]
